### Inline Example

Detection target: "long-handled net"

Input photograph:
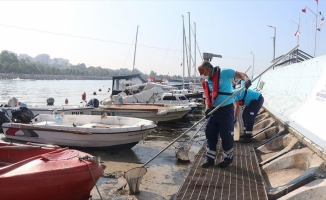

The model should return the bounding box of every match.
[123,45,299,195]
[124,167,147,195]
[175,122,206,161]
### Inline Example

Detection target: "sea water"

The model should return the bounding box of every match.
[0,79,112,105]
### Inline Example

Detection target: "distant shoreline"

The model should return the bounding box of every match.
[0,73,111,80]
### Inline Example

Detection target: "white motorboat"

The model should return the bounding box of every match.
[1,97,97,118]
[112,86,203,110]
[2,105,95,118]
[2,114,156,149]
[95,103,191,122]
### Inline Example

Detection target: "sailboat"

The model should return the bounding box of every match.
[169,14,203,100]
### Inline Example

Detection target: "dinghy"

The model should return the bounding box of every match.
[2,113,156,149]
[0,140,103,200]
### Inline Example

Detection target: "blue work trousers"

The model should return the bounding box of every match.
[205,103,234,162]
[242,95,264,133]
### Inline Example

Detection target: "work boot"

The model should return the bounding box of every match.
[240,134,253,143]
[201,159,214,168]
[240,137,252,143]
[218,158,233,168]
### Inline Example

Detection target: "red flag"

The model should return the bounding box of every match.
[294,30,300,36]
[316,0,318,4]
[302,8,306,13]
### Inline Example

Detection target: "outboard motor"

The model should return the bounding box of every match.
[87,98,99,108]
[11,107,34,123]
[0,109,11,133]
[47,98,54,106]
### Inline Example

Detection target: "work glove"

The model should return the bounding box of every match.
[205,106,214,119]
[244,79,252,89]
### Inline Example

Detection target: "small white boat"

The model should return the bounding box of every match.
[3,105,95,118]
[96,103,191,122]
[2,114,157,149]
[1,97,96,118]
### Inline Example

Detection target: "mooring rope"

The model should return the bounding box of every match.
[79,156,103,200]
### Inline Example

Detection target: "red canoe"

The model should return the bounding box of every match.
[0,141,103,200]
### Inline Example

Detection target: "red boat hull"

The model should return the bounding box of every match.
[0,142,103,200]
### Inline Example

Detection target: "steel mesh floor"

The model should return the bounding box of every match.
[175,142,268,200]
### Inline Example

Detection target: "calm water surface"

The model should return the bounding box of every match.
[0,79,112,105]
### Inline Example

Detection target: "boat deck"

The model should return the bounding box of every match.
[175,141,268,200]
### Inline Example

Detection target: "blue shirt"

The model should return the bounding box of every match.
[205,68,235,107]
[234,88,261,106]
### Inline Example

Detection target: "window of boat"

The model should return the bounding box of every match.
[162,96,177,100]
[179,96,188,100]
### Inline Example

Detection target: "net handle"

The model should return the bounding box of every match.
[142,45,299,167]
[186,122,205,146]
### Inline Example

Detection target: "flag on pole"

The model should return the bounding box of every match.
[180,63,182,66]
[317,28,321,31]
[316,0,318,4]
[320,21,324,27]
[302,8,306,13]
[294,30,300,36]
[322,17,325,21]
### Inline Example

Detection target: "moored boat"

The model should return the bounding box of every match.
[2,113,157,149]
[2,104,96,118]
[96,103,192,122]
[0,139,103,200]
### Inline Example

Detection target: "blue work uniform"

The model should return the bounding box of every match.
[204,68,235,163]
[234,87,264,135]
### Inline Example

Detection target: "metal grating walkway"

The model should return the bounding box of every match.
[175,142,268,200]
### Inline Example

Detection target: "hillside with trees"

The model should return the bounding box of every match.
[0,50,181,80]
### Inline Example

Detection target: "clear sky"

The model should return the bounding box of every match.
[0,0,324,78]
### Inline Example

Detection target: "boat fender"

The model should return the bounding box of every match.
[65,98,69,105]
[82,92,87,101]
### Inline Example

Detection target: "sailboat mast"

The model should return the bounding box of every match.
[194,22,196,79]
[188,12,191,81]
[314,3,318,57]
[297,14,300,45]
[182,15,185,89]
[132,26,139,72]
